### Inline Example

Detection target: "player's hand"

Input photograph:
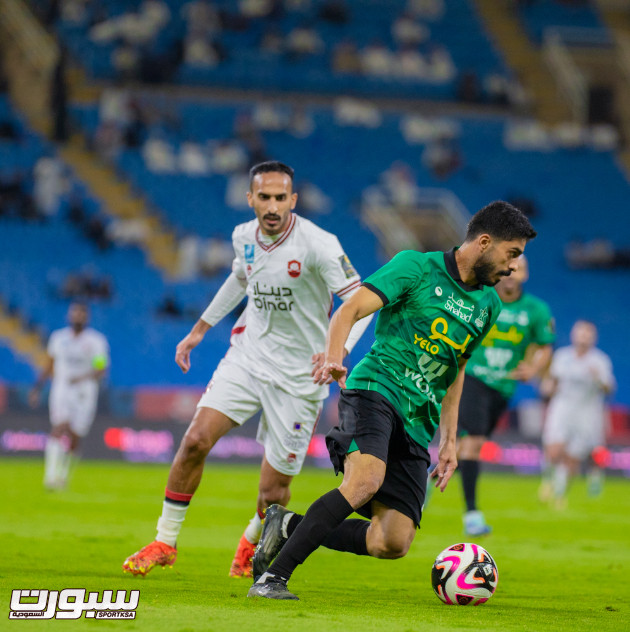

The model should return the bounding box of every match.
[510,361,536,382]
[175,333,201,373]
[313,361,348,388]
[430,443,457,492]
[311,353,334,384]
[28,387,40,409]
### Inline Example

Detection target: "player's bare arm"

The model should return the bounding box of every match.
[28,355,54,407]
[432,357,468,492]
[511,344,553,382]
[313,287,384,388]
[175,319,212,373]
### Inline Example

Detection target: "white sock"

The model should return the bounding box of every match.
[243,512,263,545]
[44,437,64,486]
[58,450,76,486]
[553,464,568,498]
[156,500,189,547]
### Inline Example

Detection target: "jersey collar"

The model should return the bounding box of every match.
[255,213,296,252]
[443,247,482,292]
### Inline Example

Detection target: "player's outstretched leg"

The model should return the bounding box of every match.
[122,541,177,577]
[252,504,296,579]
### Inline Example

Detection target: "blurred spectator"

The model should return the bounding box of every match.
[288,106,315,138]
[392,12,429,48]
[296,181,332,215]
[332,39,361,74]
[421,134,461,179]
[94,120,123,164]
[260,28,285,55]
[106,218,150,246]
[199,237,234,276]
[318,1,349,24]
[157,295,184,317]
[50,47,69,143]
[407,0,445,21]
[182,34,223,68]
[427,44,455,81]
[181,0,222,37]
[506,194,539,218]
[397,46,429,80]
[60,267,113,300]
[565,238,630,269]
[210,139,249,173]
[85,214,111,250]
[286,23,325,59]
[33,154,67,218]
[179,141,210,175]
[360,41,395,77]
[456,70,482,103]
[142,135,177,172]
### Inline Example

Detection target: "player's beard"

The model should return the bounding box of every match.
[473,254,510,287]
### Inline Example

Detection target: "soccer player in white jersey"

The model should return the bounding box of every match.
[539,320,615,507]
[29,302,109,490]
[123,161,372,578]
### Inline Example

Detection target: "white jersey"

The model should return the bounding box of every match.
[548,346,614,411]
[544,345,614,455]
[48,327,109,397]
[228,213,361,400]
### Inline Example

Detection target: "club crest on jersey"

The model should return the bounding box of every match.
[244,244,255,263]
[288,260,301,278]
[475,307,489,329]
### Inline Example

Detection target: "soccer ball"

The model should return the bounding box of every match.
[431,543,498,606]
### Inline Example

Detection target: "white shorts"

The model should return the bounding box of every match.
[49,385,98,438]
[197,356,322,476]
[543,401,605,460]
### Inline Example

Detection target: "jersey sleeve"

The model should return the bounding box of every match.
[314,233,362,297]
[92,333,110,369]
[47,331,60,358]
[362,250,425,306]
[531,299,556,346]
[231,227,247,282]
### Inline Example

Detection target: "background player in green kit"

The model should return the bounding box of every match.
[457,256,555,536]
[248,201,537,600]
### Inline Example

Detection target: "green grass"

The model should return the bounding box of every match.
[2,458,629,631]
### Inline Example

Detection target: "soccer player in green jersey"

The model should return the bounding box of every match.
[457,256,555,536]
[248,201,537,600]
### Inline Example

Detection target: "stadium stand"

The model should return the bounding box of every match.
[30,0,513,103]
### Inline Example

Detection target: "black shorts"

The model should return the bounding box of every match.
[458,374,509,438]
[325,389,430,527]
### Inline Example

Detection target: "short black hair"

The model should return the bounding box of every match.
[465,200,537,243]
[249,161,294,188]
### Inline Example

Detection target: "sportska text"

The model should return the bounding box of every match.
[9,589,140,620]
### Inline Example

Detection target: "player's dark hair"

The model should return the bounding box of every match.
[249,161,294,188]
[465,201,537,243]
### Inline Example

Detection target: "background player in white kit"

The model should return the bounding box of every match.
[29,302,109,490]
[123,161,371,578]
[539,320,615,508]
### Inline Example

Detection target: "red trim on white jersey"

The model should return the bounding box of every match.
[336,280,362,298]
[328,292,334,318]
[231,326,246,335]
[255,213,297,252]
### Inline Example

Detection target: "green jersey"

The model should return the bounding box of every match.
[346,249,501,448]
[466,291,555,399]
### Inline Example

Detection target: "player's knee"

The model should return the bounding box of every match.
[180,428,214,462]
[370,531,413,559]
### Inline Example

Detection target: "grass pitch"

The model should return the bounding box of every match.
[2,458,629,631]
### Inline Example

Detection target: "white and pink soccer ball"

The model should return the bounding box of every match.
[431,543,499,606]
